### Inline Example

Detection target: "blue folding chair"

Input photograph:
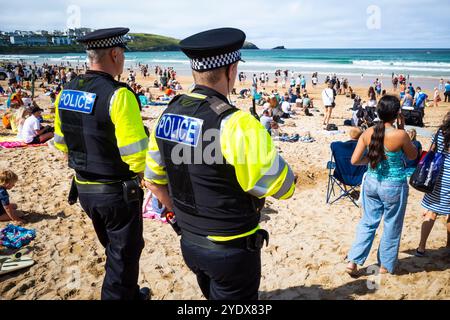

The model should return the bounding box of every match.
[326,141,367,207]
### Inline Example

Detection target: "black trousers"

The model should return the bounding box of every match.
[445,92,450,103]
[78,189,144,300]
[180,237,261,300]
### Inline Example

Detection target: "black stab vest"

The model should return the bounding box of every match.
[155,88,264,237]
[59,71,134,181]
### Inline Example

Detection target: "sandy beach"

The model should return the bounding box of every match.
[0,72,449,300]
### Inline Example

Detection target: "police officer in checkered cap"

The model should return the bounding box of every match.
[54,27,150,300]
[144,28,296,300]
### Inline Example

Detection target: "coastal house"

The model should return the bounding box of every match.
[35,30,49,36]
[66,28,92,37]
[9,35,48,46]
[0,37,9,46]
[51,36,73,45]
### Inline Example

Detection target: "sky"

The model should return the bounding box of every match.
[1,0,449,48]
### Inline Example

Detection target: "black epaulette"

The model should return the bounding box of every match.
[206,96,237,117]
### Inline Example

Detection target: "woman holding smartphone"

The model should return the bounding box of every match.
[346,95,418,275]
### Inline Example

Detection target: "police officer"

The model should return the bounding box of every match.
[144,28,296,300]
[53,28,150,300]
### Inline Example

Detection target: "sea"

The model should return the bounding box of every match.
[1,48,449,90]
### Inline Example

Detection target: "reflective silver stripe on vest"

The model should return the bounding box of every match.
[273,165,295,199]
[119,138,148,157]
[109,89,119,116]
[220,113,234,133]
[144,165,167,181]
[247,155,287,198]
[148,150,165,167]
[54,133,66,145]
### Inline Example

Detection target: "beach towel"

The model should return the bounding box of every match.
[42,114,55,121]
[142,192,167,223]
[1,224,36,249]
[278,134,315,143]
[0,141,47,149]
[148,102,169,106]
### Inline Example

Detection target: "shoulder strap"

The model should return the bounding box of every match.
[167,94,184,107]
[431,128,442,152]
[206,96,235,116]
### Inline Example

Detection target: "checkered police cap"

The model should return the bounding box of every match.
[190,50,242,71]
[180,28,246,72]
[77,27,130,50]
[84,35,127,50]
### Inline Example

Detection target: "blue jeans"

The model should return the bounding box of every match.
[348,175,409,273]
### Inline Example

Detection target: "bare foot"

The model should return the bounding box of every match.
[346,262,358,276]
[379,266,390,274]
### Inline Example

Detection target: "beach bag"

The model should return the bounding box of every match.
[414,92,428,108]
[1,224,36,249]
[409,130,445,193]
[402,109,424,127]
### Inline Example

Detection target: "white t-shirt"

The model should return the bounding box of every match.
[367,99,377,107]
[260,115,273,131]
[281,101,291,114]
[21,115,40,143]
[322,88,335,107]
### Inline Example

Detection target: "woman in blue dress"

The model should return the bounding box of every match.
[417,112,450,256]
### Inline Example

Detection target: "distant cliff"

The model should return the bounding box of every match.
[272,46,286,50]
[243,42,259,50]
[0,33,259,53]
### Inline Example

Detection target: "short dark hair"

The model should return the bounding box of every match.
[192,66,227,85]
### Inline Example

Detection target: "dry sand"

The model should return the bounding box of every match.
[0,72,449,300]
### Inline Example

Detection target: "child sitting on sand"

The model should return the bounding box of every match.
[0,170,24,223]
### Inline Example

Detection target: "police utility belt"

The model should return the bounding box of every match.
[68,177,141,205]
[182,229,269,252]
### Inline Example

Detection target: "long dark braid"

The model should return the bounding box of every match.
[367,95,401,169]
[368,122,386,169]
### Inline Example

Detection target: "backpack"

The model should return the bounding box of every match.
[415,92,428,108]
[402,109,424,127]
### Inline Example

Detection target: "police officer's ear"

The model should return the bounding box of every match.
[226,63,238,83]
[111,48,119,63]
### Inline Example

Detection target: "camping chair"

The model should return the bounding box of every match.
[326,141,367,207]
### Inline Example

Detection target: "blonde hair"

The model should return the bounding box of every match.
[0,170,18,186]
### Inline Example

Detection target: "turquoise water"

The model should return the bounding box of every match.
[1,48,450,78]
